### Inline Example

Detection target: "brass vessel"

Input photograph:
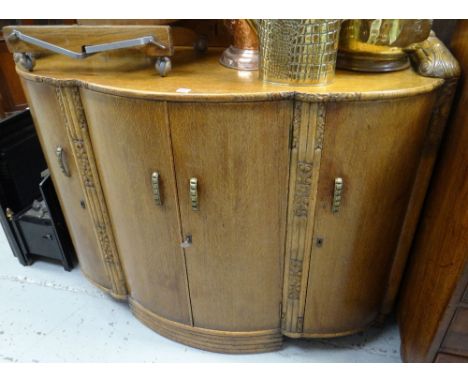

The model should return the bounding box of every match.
[220,19,259,71]
[337,19,433,72]
[248,19,341,85]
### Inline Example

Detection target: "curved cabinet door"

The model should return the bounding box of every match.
[81,91,192,325]
[169,101,292,332]
[21,80,111,290]
[302,94,437,335]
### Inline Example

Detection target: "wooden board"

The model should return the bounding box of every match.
[169,101,292,331]
[303,95,436,335]
[81,90,192,324]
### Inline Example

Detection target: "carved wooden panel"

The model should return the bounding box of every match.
[281,102,326,334]
[55,86,127,299]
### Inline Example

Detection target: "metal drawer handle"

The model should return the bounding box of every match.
[189,178,199,211]
[151,171,162,206]
[332,177,343,213]
[56,146,70,177]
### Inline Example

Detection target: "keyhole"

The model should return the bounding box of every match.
[316,237,324,247]
[80,200,86,209]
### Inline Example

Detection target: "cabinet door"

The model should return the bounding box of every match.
[21,80,111,290]
[303,94,436,335]
[169,101,292,331]
[82,91,192,324]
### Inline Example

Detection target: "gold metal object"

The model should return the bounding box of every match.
[151,171,162,206]
[337,19,432,72]
[405,31,461,79]
[189,177,199,211]
[248,19,341,85]
[55,146,70,177]
[332,177,343,213]
[5,208,14,221]
[220,20,259,71]
[180,234,192,249]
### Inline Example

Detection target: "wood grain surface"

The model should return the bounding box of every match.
[12,48,443,103]
[56,86,127,299]
[21,80,111,291]
[0,38,27,112]
[440,307,468,356]
[130,298,283,354]
[169,101,291,331]
[398,20,468,363]
[302,95,436,336]
[81,91,192,324]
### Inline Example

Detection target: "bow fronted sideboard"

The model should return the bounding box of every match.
[12,41,457,353]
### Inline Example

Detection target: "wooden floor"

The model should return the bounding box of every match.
[0,228,401,363]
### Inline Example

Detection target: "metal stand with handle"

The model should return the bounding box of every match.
[5,27,173,77]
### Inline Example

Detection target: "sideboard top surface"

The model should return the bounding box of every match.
[18,47,444,102]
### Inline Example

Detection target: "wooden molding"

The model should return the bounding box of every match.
[130,298,283,354]
[281,102,325,334]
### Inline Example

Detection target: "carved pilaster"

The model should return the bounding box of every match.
[296,316,304,333]
[72,138,94,187]
[291,101,301,149]
[315,103,326,150]
[282,102,326,333]
[292,162,313,217]
[287,258,303,300]
[55,86,127,299]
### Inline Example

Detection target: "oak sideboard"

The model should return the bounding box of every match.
[7,34,459,353]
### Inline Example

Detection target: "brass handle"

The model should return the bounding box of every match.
[5,208,14,221]
[151,171,162,206]
[332,177,343,213]
[56,146,70,177]
[189,178,199,211]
